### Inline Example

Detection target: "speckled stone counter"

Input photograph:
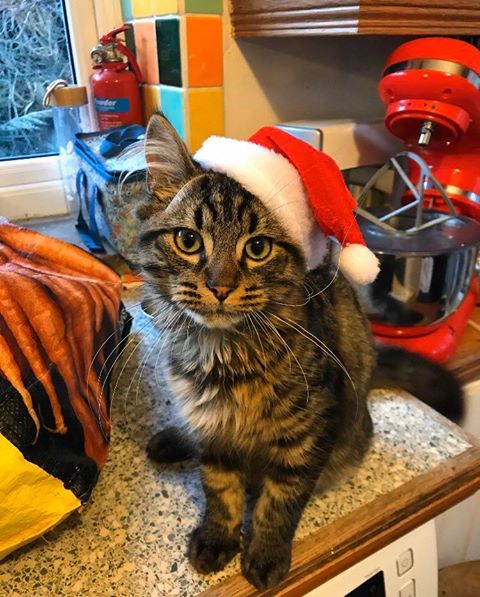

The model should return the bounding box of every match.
[0,297,474,597]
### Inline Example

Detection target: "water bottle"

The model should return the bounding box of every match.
[43,80,90,215]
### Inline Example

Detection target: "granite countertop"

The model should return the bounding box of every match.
[0,295,472,597]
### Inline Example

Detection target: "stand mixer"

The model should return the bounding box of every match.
[370,37,480,362]
[278,38,480,362]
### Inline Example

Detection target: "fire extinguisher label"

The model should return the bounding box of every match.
[95,97,130,113]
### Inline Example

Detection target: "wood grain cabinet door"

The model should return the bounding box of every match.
[230,0,480,37]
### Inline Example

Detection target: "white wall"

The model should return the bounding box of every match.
[435,379,480,568]
[223,3,413,138]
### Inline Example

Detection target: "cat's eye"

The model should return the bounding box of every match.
[174,229,203,254]
[244,236,272,261]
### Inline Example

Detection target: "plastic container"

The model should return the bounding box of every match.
[43,80,90,215]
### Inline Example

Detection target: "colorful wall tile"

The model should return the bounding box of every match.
[184,0,222,14]
[186,15,223,87]
[142,84,161,124]
[156,17,182,87]
[188,87,224,152]
[125,2,224,150]
[134,20,159,85]
[124,24,136,57]
[131,0,153,18]
[160,85,185,140]
[153,0,178,13]
[121,0,133,20]
[132,0,178,17]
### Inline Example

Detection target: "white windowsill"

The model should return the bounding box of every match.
[0,155,61,187]
[0,156,68,220]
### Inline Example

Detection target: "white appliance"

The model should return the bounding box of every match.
[305,521,438,597]
[435,378,480,568]
[277,119,402,169]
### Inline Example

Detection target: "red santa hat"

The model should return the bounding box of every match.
[194,126,379,285]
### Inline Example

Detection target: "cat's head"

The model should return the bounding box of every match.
[136,115,307,330]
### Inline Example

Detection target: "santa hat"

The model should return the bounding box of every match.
[194,126,379,285]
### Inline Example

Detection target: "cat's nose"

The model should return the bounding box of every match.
[206,281,236,302]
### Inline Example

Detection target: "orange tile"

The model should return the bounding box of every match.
[188,87,224,152]
[133,20,159,85]
[141,84,161,124]
[186,15,222,87]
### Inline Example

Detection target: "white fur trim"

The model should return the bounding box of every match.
[338,244,379,285]
[194,136,322,265]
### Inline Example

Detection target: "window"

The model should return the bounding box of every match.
[0,0,74,161]
[0,0,121,220]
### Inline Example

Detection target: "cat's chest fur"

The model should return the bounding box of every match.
[164,327,279,445]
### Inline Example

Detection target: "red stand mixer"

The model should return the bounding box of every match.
[363,37,480,363]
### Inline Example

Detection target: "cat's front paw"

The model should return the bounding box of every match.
[147,426,194,463]
[188,524,240,574]
[242,540,292,590]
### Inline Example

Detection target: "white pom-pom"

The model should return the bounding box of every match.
[338,244,379,285]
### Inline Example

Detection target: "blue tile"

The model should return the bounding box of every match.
[121,0,133,20]
[160,86,185,140]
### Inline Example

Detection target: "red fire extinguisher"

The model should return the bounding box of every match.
[90,25,143,131]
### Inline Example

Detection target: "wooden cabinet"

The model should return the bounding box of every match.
[230,0,480,37]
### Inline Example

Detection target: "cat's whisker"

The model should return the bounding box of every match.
[269,312,359,417]
[257,312,310,403]
[108,305,170,407]
[85,296,163,394]
[154,307,186,387]
[131,307,185,410]
[246,313,267,373]
[118,305,181,414]
[281,314,356,393]
[119,295,164,311]
[130,333,163,411]
[130,306,183,408]
[250,311,281,354]
[99,309,163,403]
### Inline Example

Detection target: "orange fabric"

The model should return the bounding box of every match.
[0,222,121,467]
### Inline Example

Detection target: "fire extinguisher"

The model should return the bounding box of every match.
[90,25,143,131]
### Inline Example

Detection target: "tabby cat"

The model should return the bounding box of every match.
[136,114,463,590]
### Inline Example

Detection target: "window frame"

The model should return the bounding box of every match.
[0,0,122,221]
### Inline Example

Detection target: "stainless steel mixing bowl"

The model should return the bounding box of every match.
[356,207,479,327]
[345,157,480,328]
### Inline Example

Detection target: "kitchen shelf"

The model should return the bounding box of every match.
[230,1,480,37]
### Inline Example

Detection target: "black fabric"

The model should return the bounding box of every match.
[0,303,132,503]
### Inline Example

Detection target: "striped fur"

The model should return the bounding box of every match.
[137,115,375,590]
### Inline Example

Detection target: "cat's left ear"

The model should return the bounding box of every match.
[145,113,199,195]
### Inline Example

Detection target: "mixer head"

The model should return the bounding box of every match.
[378,37,480,148]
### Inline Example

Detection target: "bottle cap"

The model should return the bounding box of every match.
[43,80,88,108]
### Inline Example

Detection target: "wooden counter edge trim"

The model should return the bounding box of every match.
[275,455,480,597]
[202,446,480,596]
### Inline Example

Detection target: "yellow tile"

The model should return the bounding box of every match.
[152,0,178,13]
[142,84,161,124]
[132,0,153,17]
[188,87,224,152]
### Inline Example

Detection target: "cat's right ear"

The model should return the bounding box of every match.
[144,113,199,195]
